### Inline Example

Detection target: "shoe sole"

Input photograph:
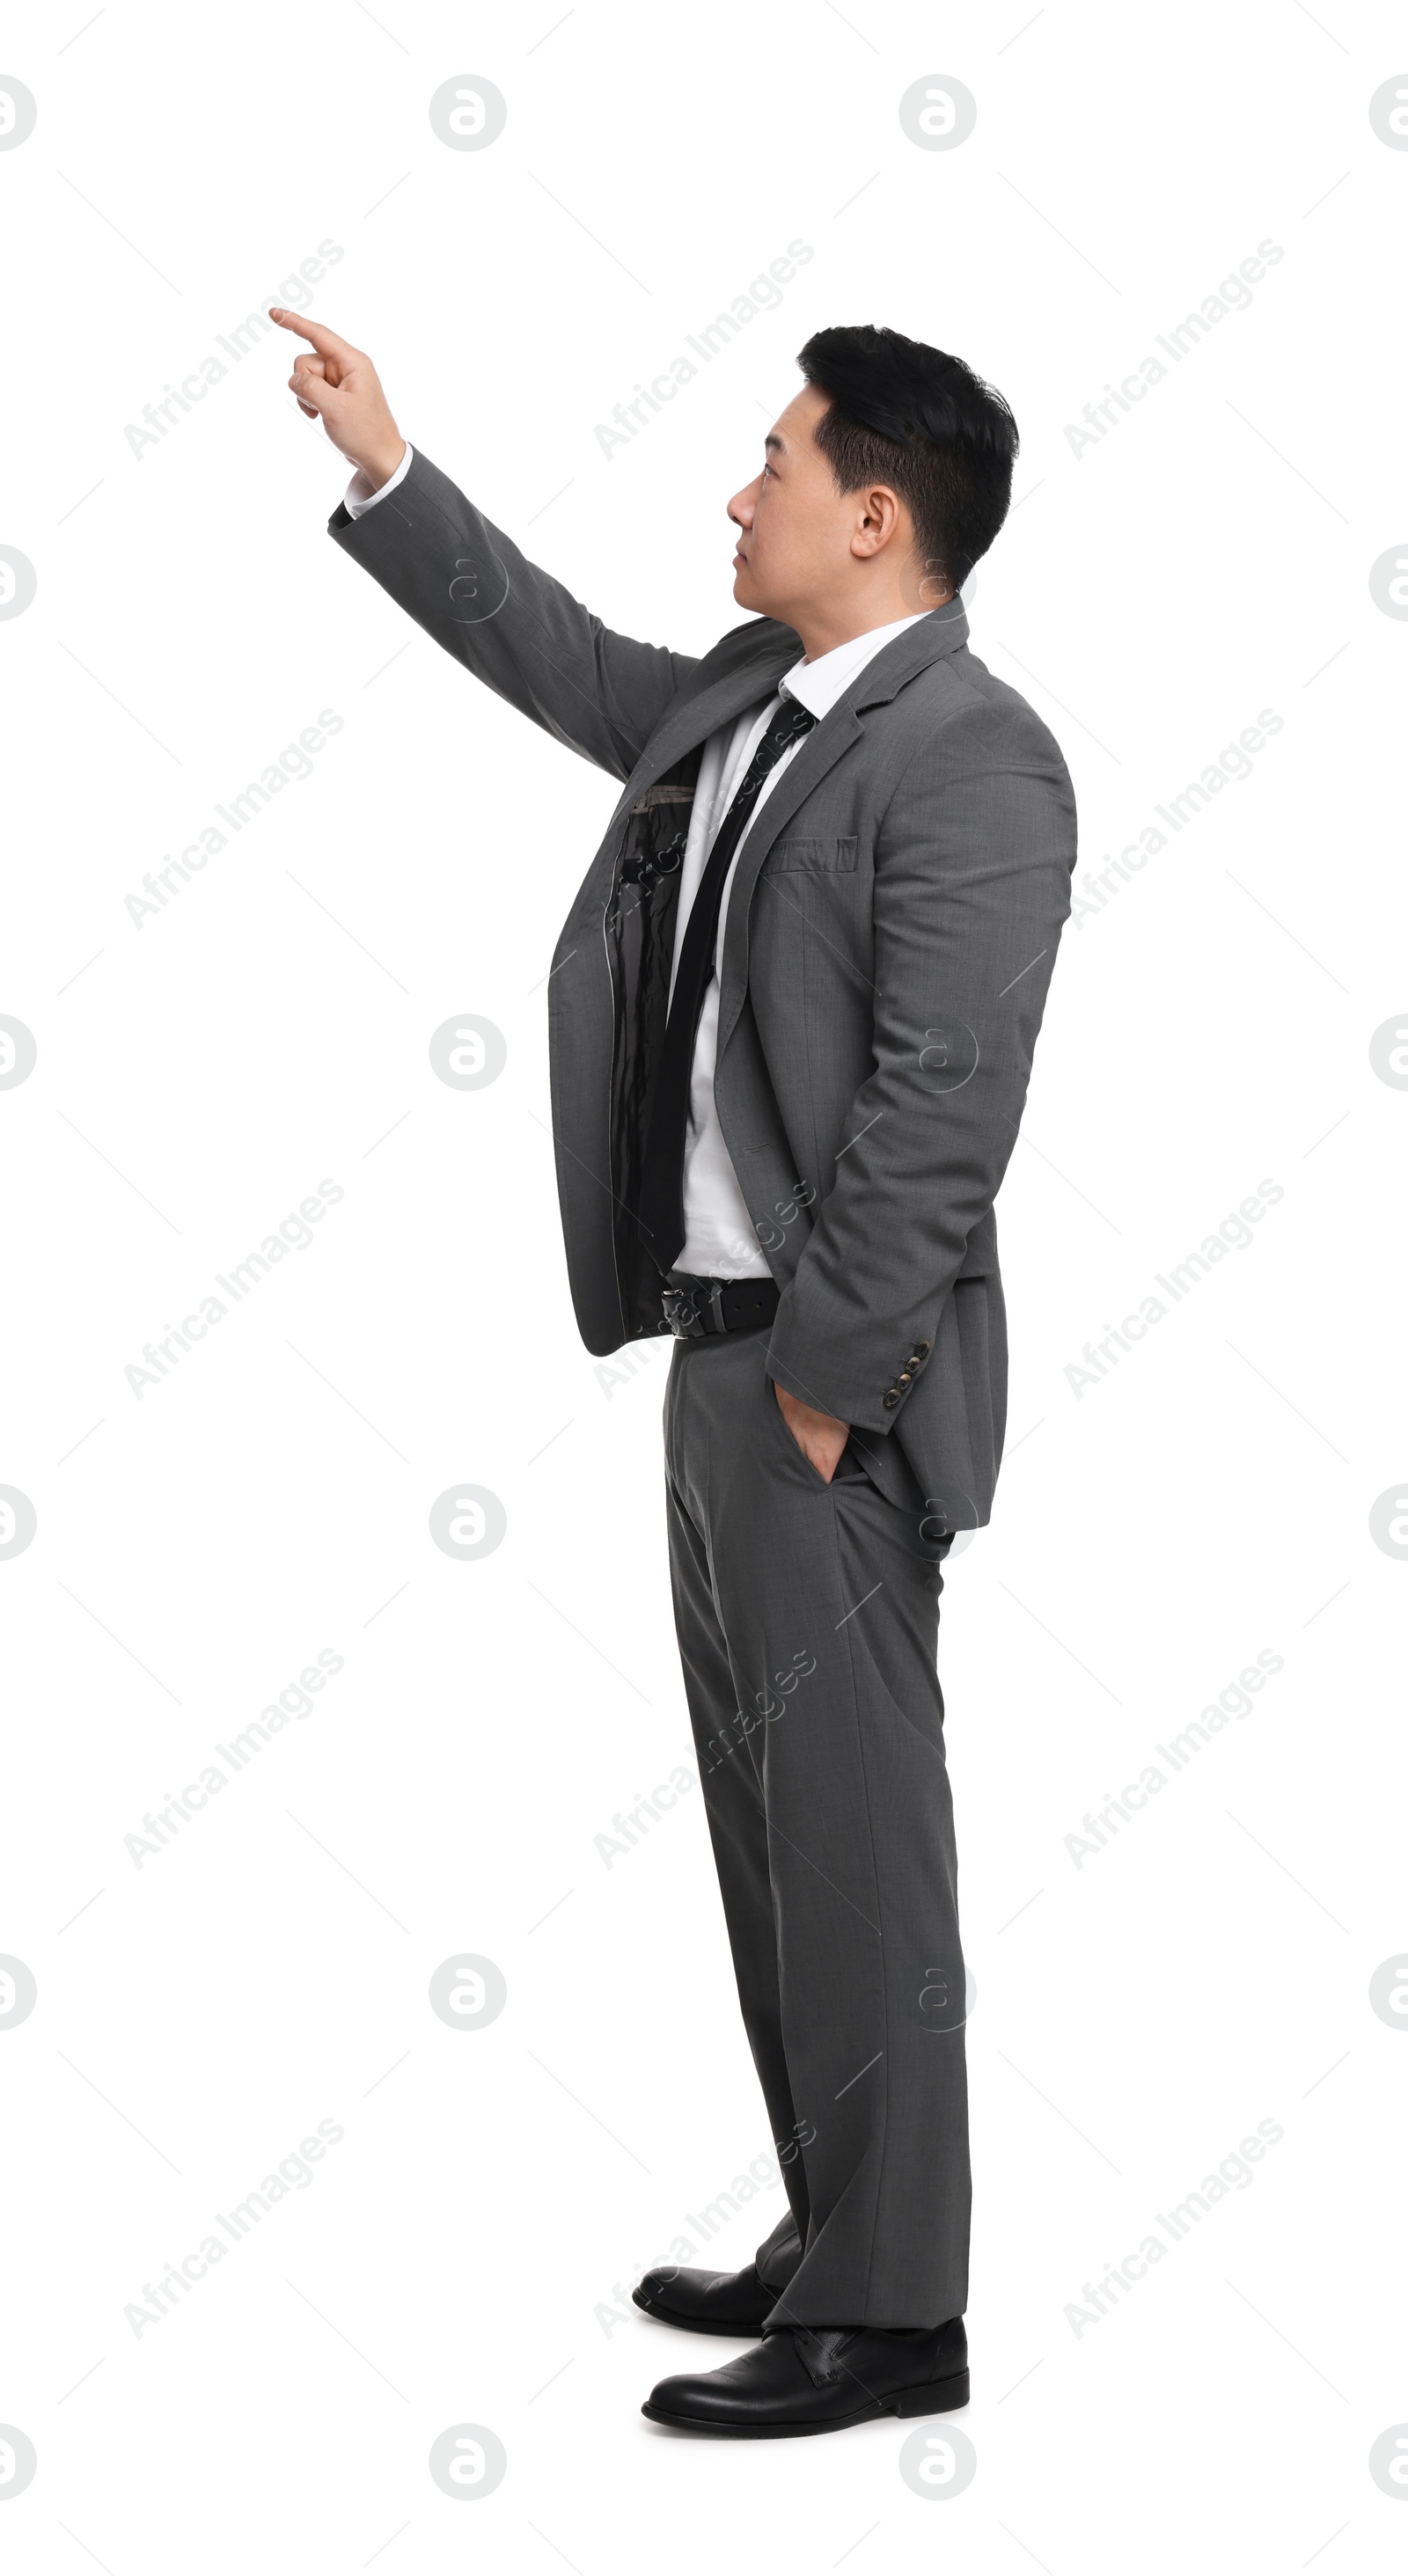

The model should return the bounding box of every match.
[632,2289,769,2338]
[641,2366,971,2437]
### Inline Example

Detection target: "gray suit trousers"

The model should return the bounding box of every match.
[664,1324,970,2328]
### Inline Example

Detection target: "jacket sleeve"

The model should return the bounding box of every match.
[764,702,1077,1431]
[327,446,699,783]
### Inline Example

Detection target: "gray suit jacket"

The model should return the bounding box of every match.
[331,450,1077,1527]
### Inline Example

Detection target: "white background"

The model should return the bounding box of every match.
[3,0,1405,2565]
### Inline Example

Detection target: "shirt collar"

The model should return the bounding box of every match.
[780,611,935,721]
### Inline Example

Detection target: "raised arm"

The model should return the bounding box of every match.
[273,311,699,780]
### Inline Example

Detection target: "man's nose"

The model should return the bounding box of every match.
[728,485,756,530]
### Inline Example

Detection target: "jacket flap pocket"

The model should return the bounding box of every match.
[765,835,859,875]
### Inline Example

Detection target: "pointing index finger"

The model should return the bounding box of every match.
[268,310,359,364]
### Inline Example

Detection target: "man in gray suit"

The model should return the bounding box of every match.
[275,308,1077,2437]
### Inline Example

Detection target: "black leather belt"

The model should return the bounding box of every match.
[662,1274,781,1339]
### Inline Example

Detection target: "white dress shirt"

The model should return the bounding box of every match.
[344,454,928,1278]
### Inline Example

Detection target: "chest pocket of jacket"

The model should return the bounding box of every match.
[763,835,859,875]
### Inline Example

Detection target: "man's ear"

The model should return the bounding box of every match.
[851,486,904,560]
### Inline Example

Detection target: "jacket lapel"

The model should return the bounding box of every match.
[715,601,971,1054]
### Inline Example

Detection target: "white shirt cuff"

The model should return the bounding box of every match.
[343,443,414,520]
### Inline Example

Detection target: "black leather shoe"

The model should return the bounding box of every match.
[633,2260,774,2336]
[642,2318,969,2437]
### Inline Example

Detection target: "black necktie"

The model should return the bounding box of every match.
[635,695,818,1273]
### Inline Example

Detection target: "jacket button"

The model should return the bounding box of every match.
[883,1393,900,1409]
[898,1372,912,1386]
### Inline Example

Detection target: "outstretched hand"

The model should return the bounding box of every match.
[270,311,407,492]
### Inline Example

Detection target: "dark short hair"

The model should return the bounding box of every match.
[796,325,1018,594]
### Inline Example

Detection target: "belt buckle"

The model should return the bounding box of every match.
[662,1286,705,1339]
[662,1281,725,1339]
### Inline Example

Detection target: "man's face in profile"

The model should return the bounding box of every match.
[727,384,857,628]
[728,383,937,634]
